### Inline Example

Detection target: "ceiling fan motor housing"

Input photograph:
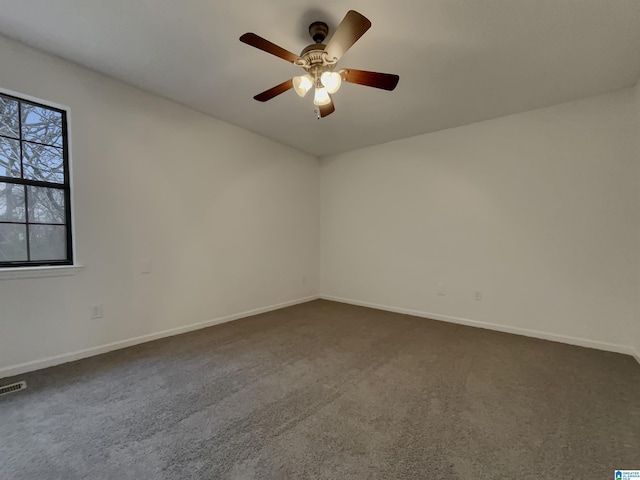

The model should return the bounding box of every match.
[299,21,341,87]
[309,21,329,43]
[299,46,337,87]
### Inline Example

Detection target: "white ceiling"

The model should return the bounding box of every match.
[0,0,639,157]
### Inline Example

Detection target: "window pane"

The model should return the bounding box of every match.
[0,137,21,178]
[0,223,27,261]
[21,103,63,147]
[22,142,64,183]
[27,186,65,224]
[0,96,19,138]
[0,183,25,221]
[29,224,66,261]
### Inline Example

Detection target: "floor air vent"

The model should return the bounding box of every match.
[0,381,27,396]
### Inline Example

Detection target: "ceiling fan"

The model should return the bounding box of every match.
[239,10,399,118]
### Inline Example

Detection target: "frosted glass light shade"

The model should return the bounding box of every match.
[293,75,313,97]
[320,71,342,94]
[313,87,331,106]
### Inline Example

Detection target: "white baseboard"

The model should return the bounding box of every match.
[0,295,320,378]
[3,294,636,378]
[319,294,638,358]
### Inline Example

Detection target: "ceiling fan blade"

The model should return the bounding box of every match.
[341,69,399,91]
[254,79,293,102]
[319,96,335,117]
[240,33,301,63]
[324,10,371,62]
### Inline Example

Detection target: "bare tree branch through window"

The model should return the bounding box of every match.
[0,91,71,266]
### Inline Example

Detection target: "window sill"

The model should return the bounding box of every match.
[0,265,84,280]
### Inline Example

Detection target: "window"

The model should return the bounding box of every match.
[0,91,72,267]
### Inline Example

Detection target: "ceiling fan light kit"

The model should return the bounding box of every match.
[320,71,342,93]
[239,10,399,118]
[293,74,313,97]
[313,87,331,106]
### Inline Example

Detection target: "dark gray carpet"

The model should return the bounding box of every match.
[1,300,639,479]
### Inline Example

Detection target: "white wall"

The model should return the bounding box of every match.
[635,78,640,359]
[321,89,639,352]
[0,35,320,375]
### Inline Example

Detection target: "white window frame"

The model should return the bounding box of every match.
[0,87,82,279]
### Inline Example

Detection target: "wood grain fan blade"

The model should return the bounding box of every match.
[239,33,301,63]
[319,96,335,117]
[254,79,293,102]
[324,11,371,62]
[341,69,399,91]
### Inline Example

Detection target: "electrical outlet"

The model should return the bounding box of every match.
[91,304,103,319]
[437,284,446,296]
[474,290,483,301]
